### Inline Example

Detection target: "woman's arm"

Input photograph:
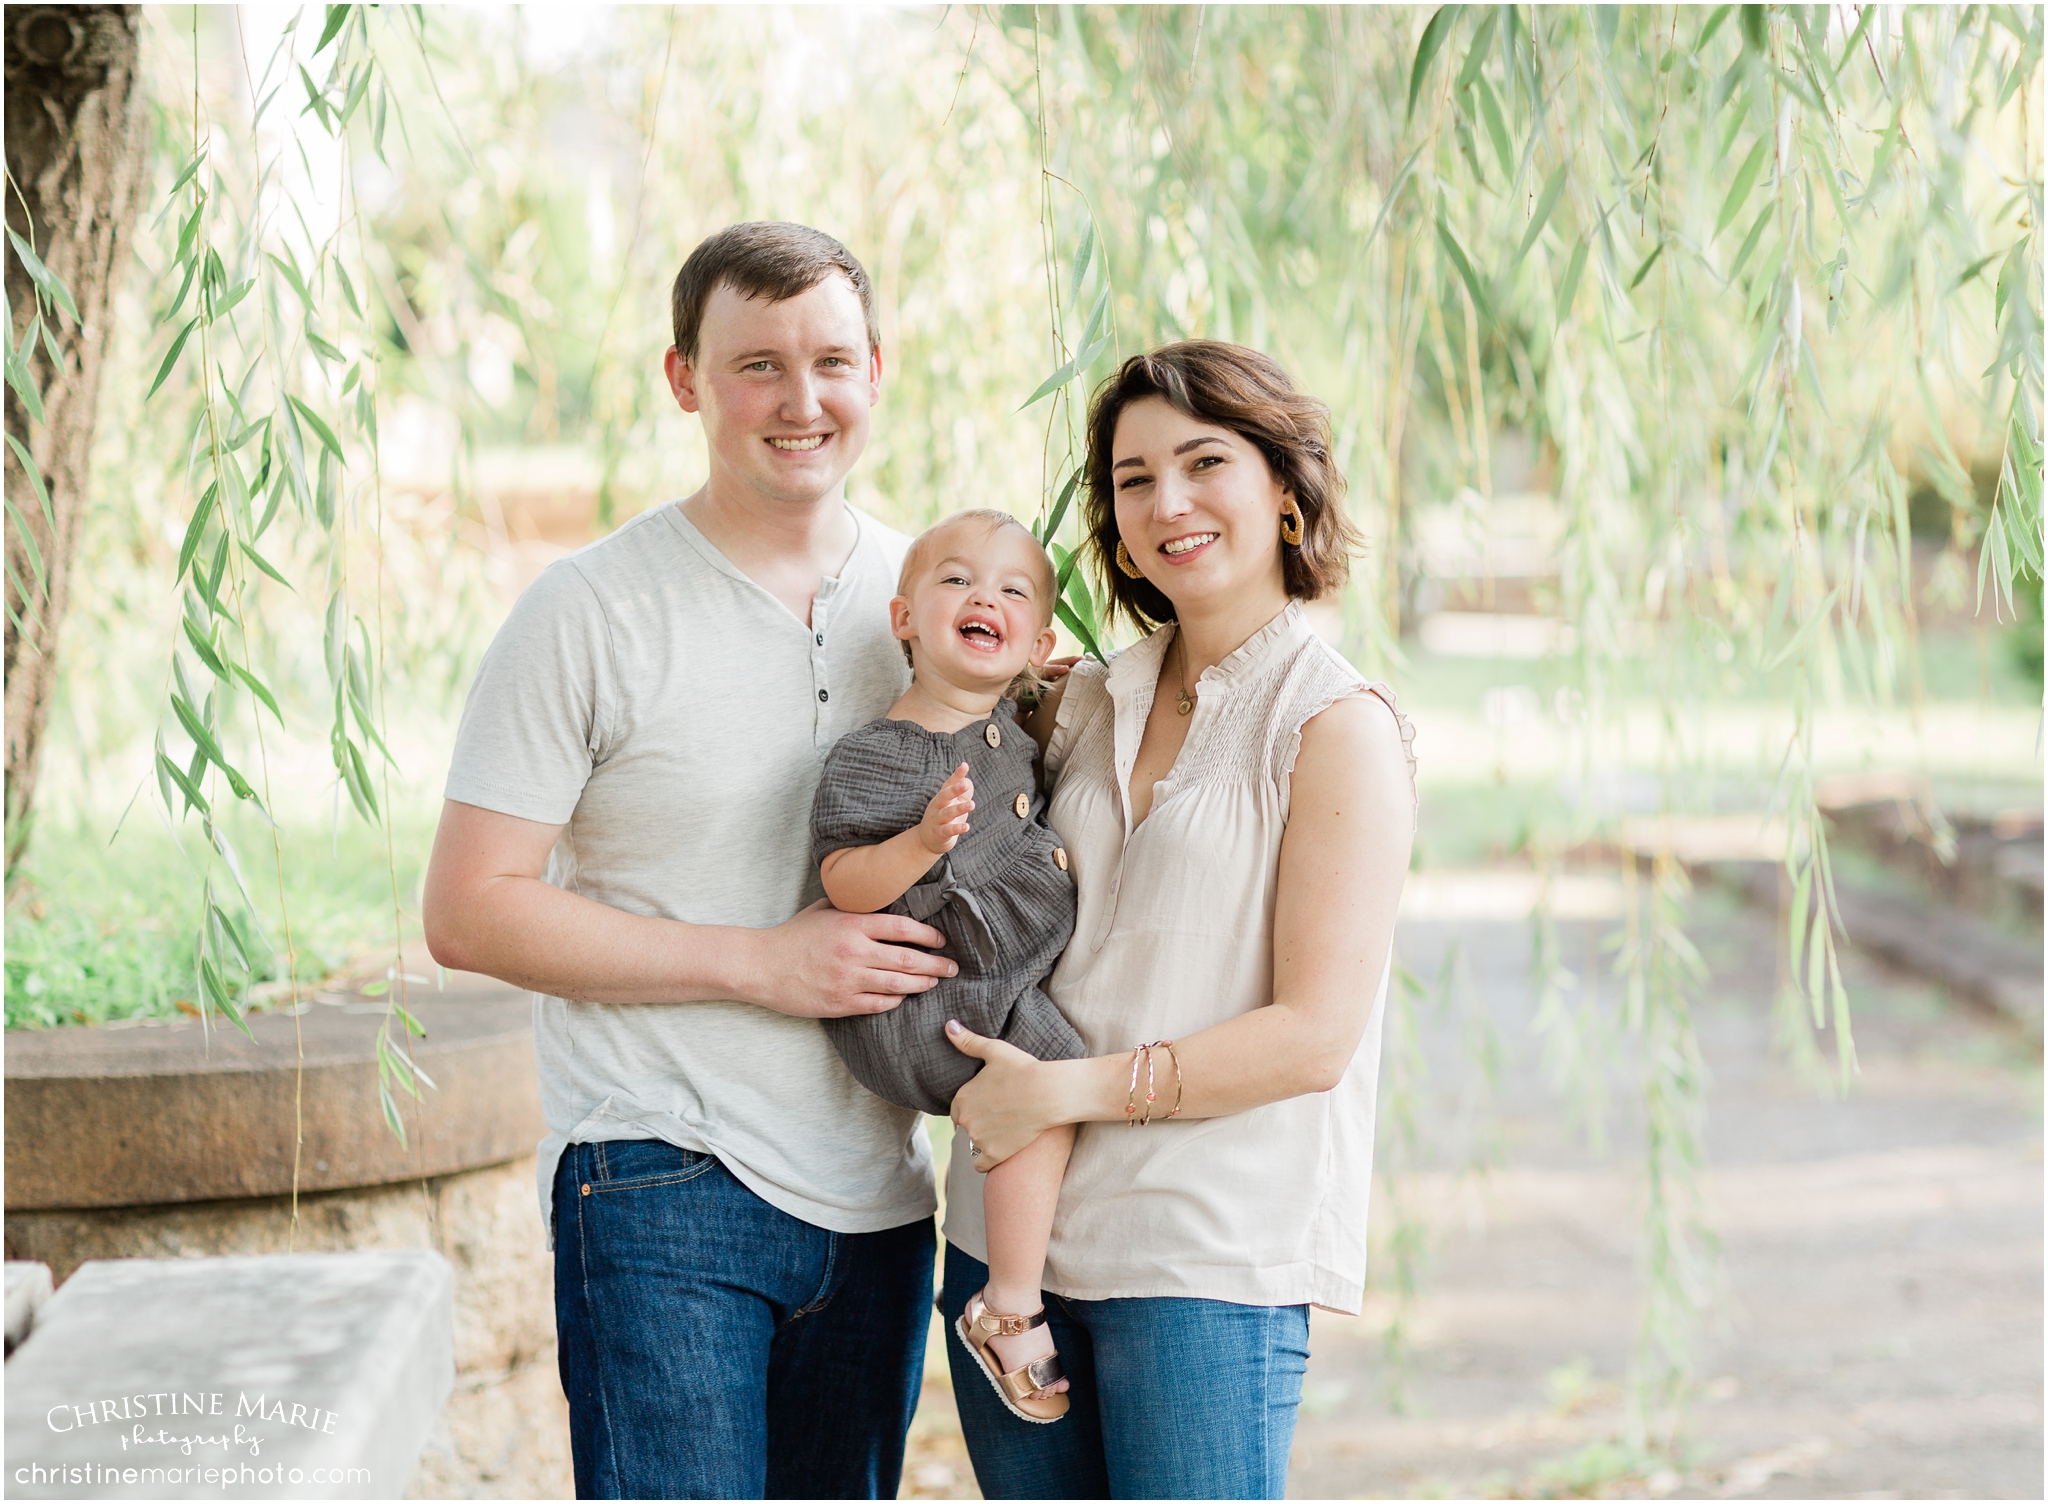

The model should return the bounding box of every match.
[820,762,974,914]
[947,691,1413,1162]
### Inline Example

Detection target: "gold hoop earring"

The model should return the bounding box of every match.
[1115,540,1144,579]
[1279,495,1305,546]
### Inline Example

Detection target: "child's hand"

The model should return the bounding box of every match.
[917,763,975,855]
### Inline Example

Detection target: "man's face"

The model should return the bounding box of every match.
[665,274,881,510]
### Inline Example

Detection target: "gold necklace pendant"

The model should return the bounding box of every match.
[1172,636,1195,714]
[1175,686,1194,715]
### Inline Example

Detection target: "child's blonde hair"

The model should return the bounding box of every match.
[896,509,1059,699]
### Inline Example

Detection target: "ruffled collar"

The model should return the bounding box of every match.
[1104,600,1309,704]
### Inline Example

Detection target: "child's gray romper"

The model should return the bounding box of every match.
[810,698,1085,1116]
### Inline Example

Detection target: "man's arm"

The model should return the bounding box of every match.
[422,799,957,1016]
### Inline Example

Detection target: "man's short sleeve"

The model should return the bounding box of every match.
[444,560,615,825]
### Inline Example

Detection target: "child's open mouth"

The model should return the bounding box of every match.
[957,616,1005,653]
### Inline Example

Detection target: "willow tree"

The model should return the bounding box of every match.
[42,0,2040,1446]
[4,4,148,879]
[988,2,2041,1435]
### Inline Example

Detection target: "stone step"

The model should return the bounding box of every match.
[5,1261,53,1354]
[3,1250,452,1499]
[1712,860,2044,1035]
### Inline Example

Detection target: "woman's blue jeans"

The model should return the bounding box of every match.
[941,1242,1309,1499]
[552,1140,934,1499]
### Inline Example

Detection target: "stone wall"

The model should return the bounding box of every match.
[4,980,571,1498]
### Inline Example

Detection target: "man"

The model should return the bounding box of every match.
[422,222,955,1500]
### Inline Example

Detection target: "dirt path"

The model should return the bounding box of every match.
[903,874,2043,1499]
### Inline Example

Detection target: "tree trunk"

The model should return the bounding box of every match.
[4,5,146,883]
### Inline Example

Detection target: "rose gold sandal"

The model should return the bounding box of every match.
[954,1289,1069,1424]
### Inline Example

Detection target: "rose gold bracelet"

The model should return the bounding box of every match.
[1125,1041,1183,1125]
[1153,1039,1184,1119]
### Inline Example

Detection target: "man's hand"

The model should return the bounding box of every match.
[917,763,975,855]
[425,799,955,1012]
[738,900,957,1018]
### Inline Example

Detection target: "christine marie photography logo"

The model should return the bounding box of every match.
[13,1389,370,1492]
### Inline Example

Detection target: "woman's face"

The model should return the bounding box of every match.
[1109,396,1290,618]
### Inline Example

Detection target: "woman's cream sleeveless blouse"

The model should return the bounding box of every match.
[943,602,1416,1313]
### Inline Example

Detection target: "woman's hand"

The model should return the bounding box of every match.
[946,1019,1065,1168]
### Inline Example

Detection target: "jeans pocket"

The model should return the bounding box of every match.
[589,1138,717,1193]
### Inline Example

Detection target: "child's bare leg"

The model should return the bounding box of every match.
[979,1122,1076,1396]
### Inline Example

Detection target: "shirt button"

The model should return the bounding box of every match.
[1013,792,1030,818]
[818,689,829,703]
[985,723,1001,749]
[1053,847,1069,871]
[816,633,824,646]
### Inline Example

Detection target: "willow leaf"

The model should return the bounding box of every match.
[6,229,79,323]
[4,499,45,593]
[317,4,353,54]
[1406,6,1465,122]
[1714,137,1770,239]
[1472,74,1514,180]
[1728,205,1771,282]
[5,354,43,423]
[1764,586,1841,670]
[146,318,201,400]
[4,434,55,534]
[267,250,315,314]
[230,660,286,728]
[1362,143,1425,256]
[1556,236,1590,318]
[1514,166,1568,266]
[239,539,295,592]
[1040,469,1081,545]
[175,483,218,585]
[1436,216,1494,325]
[288,394,345,461]
[1456,9,1498,89]
[201,958,256,1040]
[181,614,228,679]
[1628,240,1664,289]
[157,749,211,818]
[1054,599,1105,664]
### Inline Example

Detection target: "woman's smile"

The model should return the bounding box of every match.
[1158,531,1220,562]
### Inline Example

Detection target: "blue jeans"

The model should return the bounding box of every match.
[941,1243,1309,1499]
[553,1140,934,1499]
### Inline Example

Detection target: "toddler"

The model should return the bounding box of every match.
[810,508,1083,1424]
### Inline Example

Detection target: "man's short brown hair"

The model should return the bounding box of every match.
[670,222,879,363]
[1082,340,1363,631]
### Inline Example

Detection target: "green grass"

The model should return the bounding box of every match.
[5,808,435,1030]
[1385,621,2041,714]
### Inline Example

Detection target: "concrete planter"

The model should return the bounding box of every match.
[4,972,569,1499]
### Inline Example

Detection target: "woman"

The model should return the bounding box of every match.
[941,340,1416,1499]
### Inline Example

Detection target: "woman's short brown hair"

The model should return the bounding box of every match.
[1082,340,1362,631]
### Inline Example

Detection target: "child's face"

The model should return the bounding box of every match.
[892,521,1059,692]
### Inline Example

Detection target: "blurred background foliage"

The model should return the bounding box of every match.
[3,0,2040,1439]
